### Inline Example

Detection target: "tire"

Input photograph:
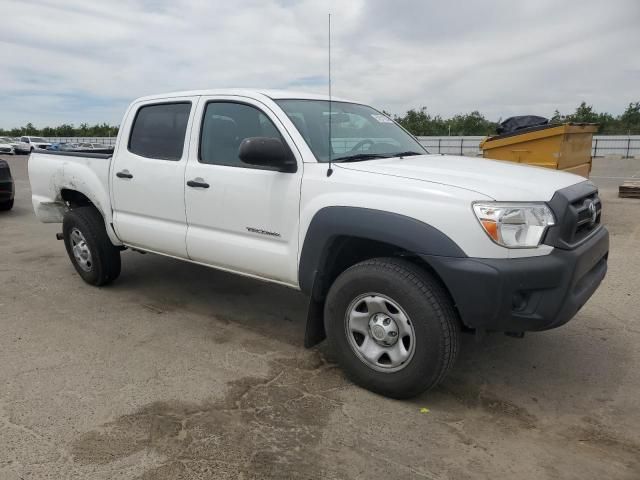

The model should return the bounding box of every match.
[324,257,460,399]
[62,206,121,286]
[0,198,13,211]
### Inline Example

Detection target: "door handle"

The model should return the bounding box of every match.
[116,170,133,179]
[187,179,210,188]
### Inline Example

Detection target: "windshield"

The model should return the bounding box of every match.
[31,137,46,142]
[275,100,427,162]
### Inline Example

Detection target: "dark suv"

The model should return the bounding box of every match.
[0,160,15,211]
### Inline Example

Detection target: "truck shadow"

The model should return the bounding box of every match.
[113,249,309,346]
[114,249,630,409]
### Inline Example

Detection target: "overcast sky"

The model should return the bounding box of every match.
[1,0,638,128]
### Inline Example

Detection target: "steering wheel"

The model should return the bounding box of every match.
[349,139,375,153]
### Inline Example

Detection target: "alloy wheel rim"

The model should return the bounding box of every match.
[70,228,93,272]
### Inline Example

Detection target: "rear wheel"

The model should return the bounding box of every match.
[62,206,121,286]
[325,257,460,399]
[0,199,13,211]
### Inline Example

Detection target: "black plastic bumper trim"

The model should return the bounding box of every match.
[422,226,609,332]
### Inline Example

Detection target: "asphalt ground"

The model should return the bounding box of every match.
[1,153,639,479]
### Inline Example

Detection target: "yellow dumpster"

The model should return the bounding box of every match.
[479,123,598,178]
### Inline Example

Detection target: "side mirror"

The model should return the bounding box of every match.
[238,137,297,173]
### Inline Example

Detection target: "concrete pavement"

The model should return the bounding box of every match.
[1,154,639,479]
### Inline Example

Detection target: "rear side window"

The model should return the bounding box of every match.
[128,102,191,160]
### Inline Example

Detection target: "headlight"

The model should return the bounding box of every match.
[473,202,555,248]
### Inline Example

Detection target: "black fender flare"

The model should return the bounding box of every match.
[299,206,466,347]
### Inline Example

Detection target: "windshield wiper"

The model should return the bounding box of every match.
[331,153,390,163]
[391,151,423,158]
[331,151,425,163]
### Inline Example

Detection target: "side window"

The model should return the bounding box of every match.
[199,102,285,167]
[21,137,28,143]
[128,102,191,160]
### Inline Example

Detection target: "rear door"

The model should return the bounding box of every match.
[184,96,303,284]
[111,98,197,257]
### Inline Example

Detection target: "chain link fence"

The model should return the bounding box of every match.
[417,136,640,158]
[43,137,117,146]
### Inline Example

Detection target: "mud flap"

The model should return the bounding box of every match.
[304,297,326,348]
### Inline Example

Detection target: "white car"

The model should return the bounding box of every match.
[28,89,608,398]
[9,137,29,155]
[0,137,15,155]
[77,143,112,150]
[15,136,52,153]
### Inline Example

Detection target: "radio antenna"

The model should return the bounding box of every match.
[326,13,334,177]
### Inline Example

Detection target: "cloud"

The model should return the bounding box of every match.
[0,0,638,128]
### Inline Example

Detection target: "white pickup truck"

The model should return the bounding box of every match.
[15,136,51,153]
[29,89,609,398]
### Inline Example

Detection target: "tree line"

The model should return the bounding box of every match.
[0,122,118,138]
[1,101,639,138]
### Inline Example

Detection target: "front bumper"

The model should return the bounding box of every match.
[423,226,609,332]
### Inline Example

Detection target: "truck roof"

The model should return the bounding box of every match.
[133,89,355,104]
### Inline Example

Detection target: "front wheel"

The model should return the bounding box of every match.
[62,206,121,286]
[325,258,460,399]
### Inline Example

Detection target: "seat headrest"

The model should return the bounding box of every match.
[207,116,238,145]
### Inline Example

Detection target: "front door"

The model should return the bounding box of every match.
[111,99,196,258]
[184,97,302,285]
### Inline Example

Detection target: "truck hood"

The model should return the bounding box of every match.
[336,154,586,201]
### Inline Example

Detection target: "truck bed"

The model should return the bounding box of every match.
[28,150,114,229]
[41,149,113,159]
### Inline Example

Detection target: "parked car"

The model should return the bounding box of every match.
[75,143,114,154]
[9,138,28,155]
[75,143,114,153]
[0,137,15,155]
[15,136,52,153]
[0,160,14,210]
[28,89,609,398]
[61,143,81,151]
[77,143,108,149]
[47,142,80,151]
